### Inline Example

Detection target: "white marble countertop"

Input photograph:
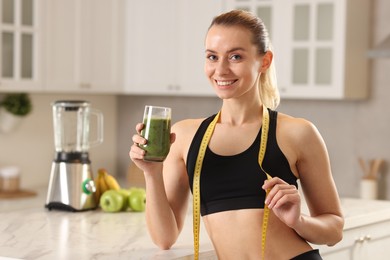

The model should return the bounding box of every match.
[1,187,390,260]
[339,198,390,229]
[0,187,214,260]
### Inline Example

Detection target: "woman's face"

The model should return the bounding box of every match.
[204,25,265,99]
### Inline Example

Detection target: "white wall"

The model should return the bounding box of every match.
[0,94,117,188]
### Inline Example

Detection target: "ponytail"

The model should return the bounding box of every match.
[260,46,279,109]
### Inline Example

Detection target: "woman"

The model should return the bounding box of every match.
[130,10,344,259]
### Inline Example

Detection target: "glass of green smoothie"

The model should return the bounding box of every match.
[140,106,171,162]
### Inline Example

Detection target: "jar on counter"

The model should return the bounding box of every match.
[0,166,20,192]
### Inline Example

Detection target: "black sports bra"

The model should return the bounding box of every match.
[186,109,298,216]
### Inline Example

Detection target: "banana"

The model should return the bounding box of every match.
[97,168,121,191]
[98,170,109,194]
[104,173,121,190]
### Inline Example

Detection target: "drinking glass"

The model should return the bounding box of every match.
[140,106,171,162]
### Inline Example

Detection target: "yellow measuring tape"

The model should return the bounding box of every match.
[193,105,272,260]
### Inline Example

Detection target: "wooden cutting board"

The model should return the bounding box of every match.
[0,189,37,199]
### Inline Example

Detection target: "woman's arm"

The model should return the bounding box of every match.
[130,120,195,249]
[263,116,344,246]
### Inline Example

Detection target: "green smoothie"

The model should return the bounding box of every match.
[140,117,171,162]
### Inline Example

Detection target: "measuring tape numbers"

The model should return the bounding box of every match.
[259,105,272,260]
[192,105,271,260]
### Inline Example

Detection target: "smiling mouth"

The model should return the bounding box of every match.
[215,80,237,86]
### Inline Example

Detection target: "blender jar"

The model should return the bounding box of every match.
[52,100,103,153]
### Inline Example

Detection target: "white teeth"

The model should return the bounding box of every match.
[216,80,235,86]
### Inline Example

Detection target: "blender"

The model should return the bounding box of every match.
[45,100,103,211]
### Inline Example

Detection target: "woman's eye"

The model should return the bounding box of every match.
[230,54,242,61]
[207,55,217,61]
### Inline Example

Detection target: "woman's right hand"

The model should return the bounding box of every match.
[130,123,147,159]
[129,123,175,174]
[129,123,155,172]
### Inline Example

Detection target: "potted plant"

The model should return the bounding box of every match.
[0,93,33,133]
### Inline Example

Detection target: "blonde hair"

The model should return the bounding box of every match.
[209,10,280,109]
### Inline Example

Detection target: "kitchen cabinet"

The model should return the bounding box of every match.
[0,0,44,91]
[123,0,222,96]
[224,0,370,100]
[45,0,120,93]
[318,219,390,260]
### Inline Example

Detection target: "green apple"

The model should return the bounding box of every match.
[117,189,132,210]
[128,187,141,196]
[128,188,146,212]
[100,190,125,213]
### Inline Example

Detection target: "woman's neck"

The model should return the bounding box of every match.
[220,99,263,126]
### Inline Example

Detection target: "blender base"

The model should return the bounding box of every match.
[45,202,96,212]
[45,161,97,212]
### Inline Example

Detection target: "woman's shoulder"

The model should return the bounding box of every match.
[276,112,322,142]
[169,118,208,159]
[275,111,327,170]
[172,117,208,141]
[277,112,314,127]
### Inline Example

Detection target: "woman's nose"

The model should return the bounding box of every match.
[215,58,230,75]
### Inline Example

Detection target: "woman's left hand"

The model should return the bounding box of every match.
[262,177,302,228]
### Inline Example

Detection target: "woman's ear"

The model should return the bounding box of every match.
[259,51,273,73]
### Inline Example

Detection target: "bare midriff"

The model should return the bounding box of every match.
[203,209,313,260]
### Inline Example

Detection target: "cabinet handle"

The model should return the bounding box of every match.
[355,235,372,243]
[355,236,365,243]
[167,85,181,91]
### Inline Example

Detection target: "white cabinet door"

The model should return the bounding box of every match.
[277,0,345,99]
[0,0,44,91]
[45,0,78,91]
[364,221,390,260]
[123,0,176,95]
[123,0,222,96]
[45,0,119,93]
[79,0,120,93]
